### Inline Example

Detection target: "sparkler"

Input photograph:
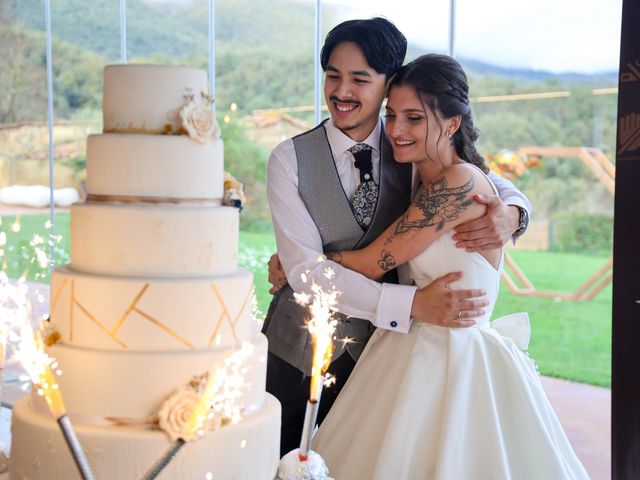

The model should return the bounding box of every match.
[295,280,338,462]
[140,369,216,480]
[14,326,94,480]
[141,342,254,480]
[277,275,337,479]
[1,217,81,474]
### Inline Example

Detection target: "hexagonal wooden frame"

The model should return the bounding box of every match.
[502,146,614,301]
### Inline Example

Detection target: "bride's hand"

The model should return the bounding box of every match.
[452,194,519,251]
[410,272,488,328]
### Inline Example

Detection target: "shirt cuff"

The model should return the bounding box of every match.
[506,201,529,244]
[375,283,416,334]
[504,197,529,215]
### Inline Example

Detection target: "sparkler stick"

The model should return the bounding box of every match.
[57,415,95,479]
[141,343,252,480]
[16,330,95,480]
[296,282,338,461]
[141,370,217,480]
[140,438,186,480]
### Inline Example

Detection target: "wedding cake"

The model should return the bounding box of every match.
[9,65,281,479]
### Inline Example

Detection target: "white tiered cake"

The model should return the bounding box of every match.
[9,65,281,479]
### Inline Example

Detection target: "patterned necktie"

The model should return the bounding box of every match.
[349,143,378,230]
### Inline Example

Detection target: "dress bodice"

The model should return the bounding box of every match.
[400,230,503,327]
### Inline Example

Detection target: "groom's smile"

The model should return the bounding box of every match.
[331,97,361,115]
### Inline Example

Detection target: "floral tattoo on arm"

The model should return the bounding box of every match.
[381,175,475,251]
[378,249,396,272]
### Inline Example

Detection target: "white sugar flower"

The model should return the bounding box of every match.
[179,100,220,144]
[157,389,201,441]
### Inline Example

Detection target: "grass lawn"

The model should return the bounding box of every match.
[1,213,611,387]
[496,250,611,387]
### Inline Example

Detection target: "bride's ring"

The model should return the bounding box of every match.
[457,310,462,319]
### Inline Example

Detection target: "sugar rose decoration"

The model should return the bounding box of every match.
[157,389,201,441]
[180,97,220,144]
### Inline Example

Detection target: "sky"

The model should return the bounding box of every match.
[324,0,623,74]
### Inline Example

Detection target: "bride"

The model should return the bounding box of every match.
[312,54,589,479]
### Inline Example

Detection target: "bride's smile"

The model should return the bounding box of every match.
[385,84,461,183]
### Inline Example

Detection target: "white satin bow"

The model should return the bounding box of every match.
[490,312,531,350]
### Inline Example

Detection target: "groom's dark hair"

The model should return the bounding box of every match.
[320,17,407,80]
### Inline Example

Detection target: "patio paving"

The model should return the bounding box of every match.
[541,376,611,479]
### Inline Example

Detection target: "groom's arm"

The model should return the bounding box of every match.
[267,140,416,333]
[452,171,531,251]
[488,170,532,216]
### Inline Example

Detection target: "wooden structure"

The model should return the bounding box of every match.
[501,146,614,301]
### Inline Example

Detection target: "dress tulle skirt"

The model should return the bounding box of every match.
[312,323,590,480]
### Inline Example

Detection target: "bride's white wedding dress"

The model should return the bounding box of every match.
[313,230,589,480]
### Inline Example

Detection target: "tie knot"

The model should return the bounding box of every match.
[349,143,373,178]
[349,143,372,154]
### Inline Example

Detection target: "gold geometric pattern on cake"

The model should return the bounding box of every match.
[108,283,195,349]
[51,278,127,348]
[74,300,127,349]
[50,278,68,312]
[207,281,253,348]
[51,279,253,350]
[70,279,75,342]
[110,284,150,336]
[128,306,195,349]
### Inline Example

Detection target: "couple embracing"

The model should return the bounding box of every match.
[262,17,589,479]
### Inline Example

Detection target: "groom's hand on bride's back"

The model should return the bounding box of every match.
[411,272,488,328]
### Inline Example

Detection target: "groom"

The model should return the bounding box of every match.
[263,18,531,456]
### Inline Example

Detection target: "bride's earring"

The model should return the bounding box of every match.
[447,130,454,145]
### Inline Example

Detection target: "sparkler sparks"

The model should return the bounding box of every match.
[14,327,65,416]
[1,218,93,479]
[293,273,339,462]
[304,284,338,402]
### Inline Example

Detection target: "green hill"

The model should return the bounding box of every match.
[9,0,322,61]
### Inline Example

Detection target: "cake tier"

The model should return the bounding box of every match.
[103,64,208,134]
[10,394,280,480]
[70,202,238,277]
[46,333,267,420]
[86,133,224,200]
[50,266,254,351]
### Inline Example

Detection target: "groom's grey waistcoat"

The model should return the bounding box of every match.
[263,120,412,375]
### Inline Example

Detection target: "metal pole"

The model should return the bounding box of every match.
[44,0,55,268]
[120,0,127,63]
[314,0,322,124]
[448,0,456,57]
[209,0,216,112]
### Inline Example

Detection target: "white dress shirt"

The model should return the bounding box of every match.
[267,118,532,334]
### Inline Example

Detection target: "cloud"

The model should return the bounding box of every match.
[326,0,622,74]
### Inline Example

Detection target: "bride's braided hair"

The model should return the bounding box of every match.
[389,54,488,173]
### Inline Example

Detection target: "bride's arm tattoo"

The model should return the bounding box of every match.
[328,176,473,274]
[383,175,474,245]
[377,249,397,272]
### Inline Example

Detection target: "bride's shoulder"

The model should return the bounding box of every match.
[440,162,494,196]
